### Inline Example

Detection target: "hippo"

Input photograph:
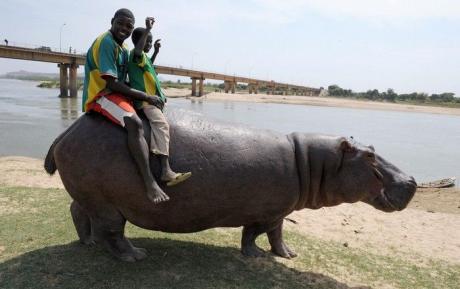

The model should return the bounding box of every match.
[44,109,417,262]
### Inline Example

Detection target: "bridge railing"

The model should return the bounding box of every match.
[0,41,86,55]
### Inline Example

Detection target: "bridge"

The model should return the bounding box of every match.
[0,44,321,98]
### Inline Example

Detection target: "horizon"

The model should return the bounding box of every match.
[1,69,457,97]
[1,0,459,96]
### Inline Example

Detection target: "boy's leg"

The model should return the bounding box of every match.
[143,106,175,179]
[143,106,170,155]
[124,115,169,203]
[90,95,169,204]
[143,106,191,184]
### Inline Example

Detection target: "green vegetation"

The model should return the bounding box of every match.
[37,81,58,88]
[1,185,458,289]
[328,85,460,108]
[36,80,84,90]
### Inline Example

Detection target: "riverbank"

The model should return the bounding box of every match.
[165,88,460,116]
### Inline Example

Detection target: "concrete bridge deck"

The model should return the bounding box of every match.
[0,44,321,97]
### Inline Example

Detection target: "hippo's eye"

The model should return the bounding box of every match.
[367,152,375,159]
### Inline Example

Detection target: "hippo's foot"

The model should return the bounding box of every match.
[98,233,149,262]
[267,220,297,259]
[118,246,148,263]
[270,242,297,259]
[81,237,96,246]
[241,244,265,257]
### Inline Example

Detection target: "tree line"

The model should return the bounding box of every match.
[327,85,459,104]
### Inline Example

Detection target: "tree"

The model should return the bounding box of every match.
[383,88,397,102]
[364,89,380,100]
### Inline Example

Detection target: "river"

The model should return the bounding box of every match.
[0,78,459,184]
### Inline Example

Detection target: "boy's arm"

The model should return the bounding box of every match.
[105,77,163,109]
[150,39,161,64]
[133,17,154,61]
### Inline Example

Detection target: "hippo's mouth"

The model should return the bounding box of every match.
[380,189,399,211]
[366,189,399,212]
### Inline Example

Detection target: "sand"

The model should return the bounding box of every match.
[1,156,459,265]
[164,88,460,116]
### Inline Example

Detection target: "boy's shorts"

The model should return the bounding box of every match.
[87,93,135,127]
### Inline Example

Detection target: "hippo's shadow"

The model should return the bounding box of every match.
[0,238,372,289]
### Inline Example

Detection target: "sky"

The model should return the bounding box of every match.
[1,0,459,96]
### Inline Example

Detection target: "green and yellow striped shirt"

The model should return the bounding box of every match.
[128,50,165,109]
[82,31,129,112]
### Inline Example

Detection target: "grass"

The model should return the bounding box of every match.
[0,186,458,289]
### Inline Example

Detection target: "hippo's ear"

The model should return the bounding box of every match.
[339,138,354,153]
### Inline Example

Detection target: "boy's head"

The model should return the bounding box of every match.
[132,27,153,53]
[110,8,135,44]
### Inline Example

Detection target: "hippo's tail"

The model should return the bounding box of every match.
[44,118,80,175]
[44,138,58,175]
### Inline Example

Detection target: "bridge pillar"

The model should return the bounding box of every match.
[248,84,253,94]
[254,84,259,94]
[191,78,197,96]
[231,82,236,94]
[58,63,69,98]
[198,78,204,96]
[69,64,79,98]
[224,81,230,93]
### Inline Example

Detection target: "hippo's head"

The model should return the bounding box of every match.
[290,134,417,212]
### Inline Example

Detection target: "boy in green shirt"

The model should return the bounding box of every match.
[128,17,191,187]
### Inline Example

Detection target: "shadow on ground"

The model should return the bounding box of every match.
[0,238,371,289]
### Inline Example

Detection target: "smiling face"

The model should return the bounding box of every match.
[110,16,134,45]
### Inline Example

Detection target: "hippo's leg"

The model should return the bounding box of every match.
[89,206,147,262]
[241,225,267,257]
[267,220,297,259]
[241,220,283,257]
[70,201,94,245]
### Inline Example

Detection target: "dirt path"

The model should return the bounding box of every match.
[1,156,459,264]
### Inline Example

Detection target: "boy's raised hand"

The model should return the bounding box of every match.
[154,39,161,52]
[145,17,155,30]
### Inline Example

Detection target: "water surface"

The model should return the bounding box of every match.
[1,78,459,184]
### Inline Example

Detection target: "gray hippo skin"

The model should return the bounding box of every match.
[44,109,417,262]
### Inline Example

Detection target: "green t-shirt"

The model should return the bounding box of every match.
[82,31,129,112]
[128,50,165,109]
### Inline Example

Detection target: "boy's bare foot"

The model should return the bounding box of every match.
[146,184,170,204]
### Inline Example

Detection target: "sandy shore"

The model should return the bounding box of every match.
[1,156,459,265]
[164,88,460,116]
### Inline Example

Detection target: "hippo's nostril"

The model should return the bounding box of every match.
[408,176,417,187]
